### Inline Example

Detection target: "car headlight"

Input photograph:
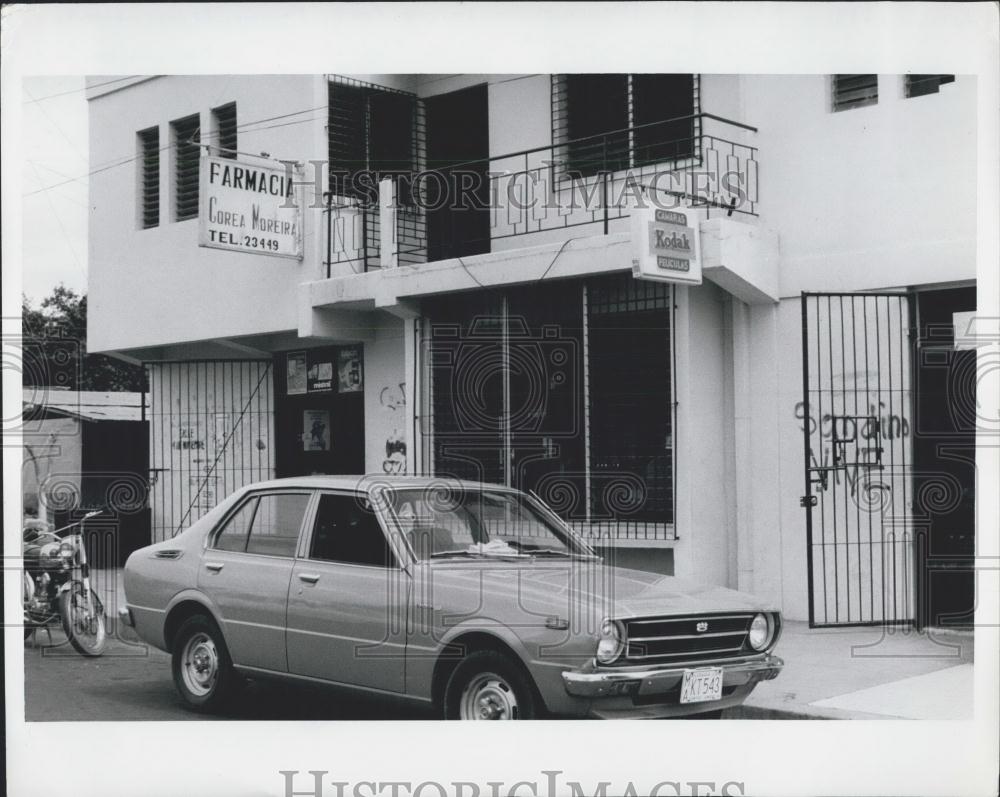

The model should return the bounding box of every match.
[596,619,624,664]
[748,613,773,651]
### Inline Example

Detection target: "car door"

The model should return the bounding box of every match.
[286,491,410,693]
[197,490,311,673]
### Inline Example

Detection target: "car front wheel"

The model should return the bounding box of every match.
[443,649,538,720]
[171,614,237,713]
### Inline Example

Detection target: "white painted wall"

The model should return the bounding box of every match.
[674,281,732,587]
[362,314,407,475]
[744,74,977,296]
[87,75,329,354]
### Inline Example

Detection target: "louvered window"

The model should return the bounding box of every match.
[905,74,955,98]
[138,126,159,229]
[553,74,699,177]
[172,114,200,221]
[212,102,237,158]
[832,74,878,111]
[327,77,421,202]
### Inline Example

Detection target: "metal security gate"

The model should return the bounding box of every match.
[800,293,915,627]
[147,361,274,542]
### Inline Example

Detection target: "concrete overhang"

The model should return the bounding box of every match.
[700,217,780,305]
[302,219,780,315]
[303,233,634,313]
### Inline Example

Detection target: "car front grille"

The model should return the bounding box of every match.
[623,614,754,663]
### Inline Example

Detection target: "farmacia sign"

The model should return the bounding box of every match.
[199,155,303,259]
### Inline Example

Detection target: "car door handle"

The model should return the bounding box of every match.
[298,573,320,584]
[204,562,224,573]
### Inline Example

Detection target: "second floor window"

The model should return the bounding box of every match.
[905,74,955,98]
[137,126,159,229]
[171,114,200,221]
[832,74,879,111]
[212,102,237,158]
[553,74,699,177]
[328,77,420,202]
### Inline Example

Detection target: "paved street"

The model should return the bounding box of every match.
[23,627,432,722]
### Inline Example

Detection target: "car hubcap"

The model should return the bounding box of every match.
[182,633,218,697]
[460,673,518,720]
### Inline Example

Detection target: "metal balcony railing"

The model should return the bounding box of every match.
[323,112,758,276]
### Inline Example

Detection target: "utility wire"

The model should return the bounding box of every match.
[25,160,88,284]
[23,85,90,165]
[22,76,143,104]
[23,103,332,198]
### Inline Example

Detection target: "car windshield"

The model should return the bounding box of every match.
[386,487,590,560]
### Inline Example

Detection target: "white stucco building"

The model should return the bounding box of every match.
[87,72,978,627]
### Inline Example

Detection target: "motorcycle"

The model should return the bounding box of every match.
[23,510,107,656]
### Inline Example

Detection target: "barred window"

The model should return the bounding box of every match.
[171,114,200,221]
[327,77,422,201]
[553,74,699,177]
[425,273,675,540]
[138,126,159,229]
[212,102,237,158]
[905,74,955,98]
[832,74,878,111]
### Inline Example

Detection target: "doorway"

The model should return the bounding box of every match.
[912,286,977,627]
[425,84,490,261]
[800,293,915,626]
[273,346,365,477]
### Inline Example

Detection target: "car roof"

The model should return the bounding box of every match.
[235,475,518,494]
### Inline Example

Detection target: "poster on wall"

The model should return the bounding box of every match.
[307,359,333,393]
[303,410,330,452]
[286,352,307,395]
[337,347,363,393]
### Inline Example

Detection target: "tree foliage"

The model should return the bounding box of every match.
[21,285,146,392]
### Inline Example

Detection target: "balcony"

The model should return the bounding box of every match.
[321,113,758,277]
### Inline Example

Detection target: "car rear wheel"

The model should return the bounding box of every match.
[171,614,237,713]
[443,649,537,720]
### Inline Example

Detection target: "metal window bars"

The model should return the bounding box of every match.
[138,126,159,228]
[171,114,201,221]
[323,112,758,274]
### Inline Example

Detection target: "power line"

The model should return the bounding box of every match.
[22,76,143,104]
[26,160,88,284]
[22,85,90,165]
[23,103,332,198]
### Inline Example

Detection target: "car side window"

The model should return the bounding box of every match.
[245,493,310,558]
[310,494,397,568]
[214,497,258,552]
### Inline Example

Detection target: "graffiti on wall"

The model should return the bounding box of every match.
[795,395,910,498]
[380,382,407,474]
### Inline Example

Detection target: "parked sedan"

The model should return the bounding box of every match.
[120,476,782,719]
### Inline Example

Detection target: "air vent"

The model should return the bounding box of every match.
[153,549,183,560]
[138,126,160,229]
[172,114,200,221]
[832,74,878,111]
[212,102,237,158]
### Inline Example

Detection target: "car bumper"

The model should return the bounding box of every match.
[560,653,783,717]
[118,606,135,628]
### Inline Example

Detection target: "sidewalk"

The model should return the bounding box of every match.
[730,621,975,719]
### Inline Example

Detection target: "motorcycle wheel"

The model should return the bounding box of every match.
[59,585,107,657]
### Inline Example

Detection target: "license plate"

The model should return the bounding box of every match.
[680,667,723,704]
